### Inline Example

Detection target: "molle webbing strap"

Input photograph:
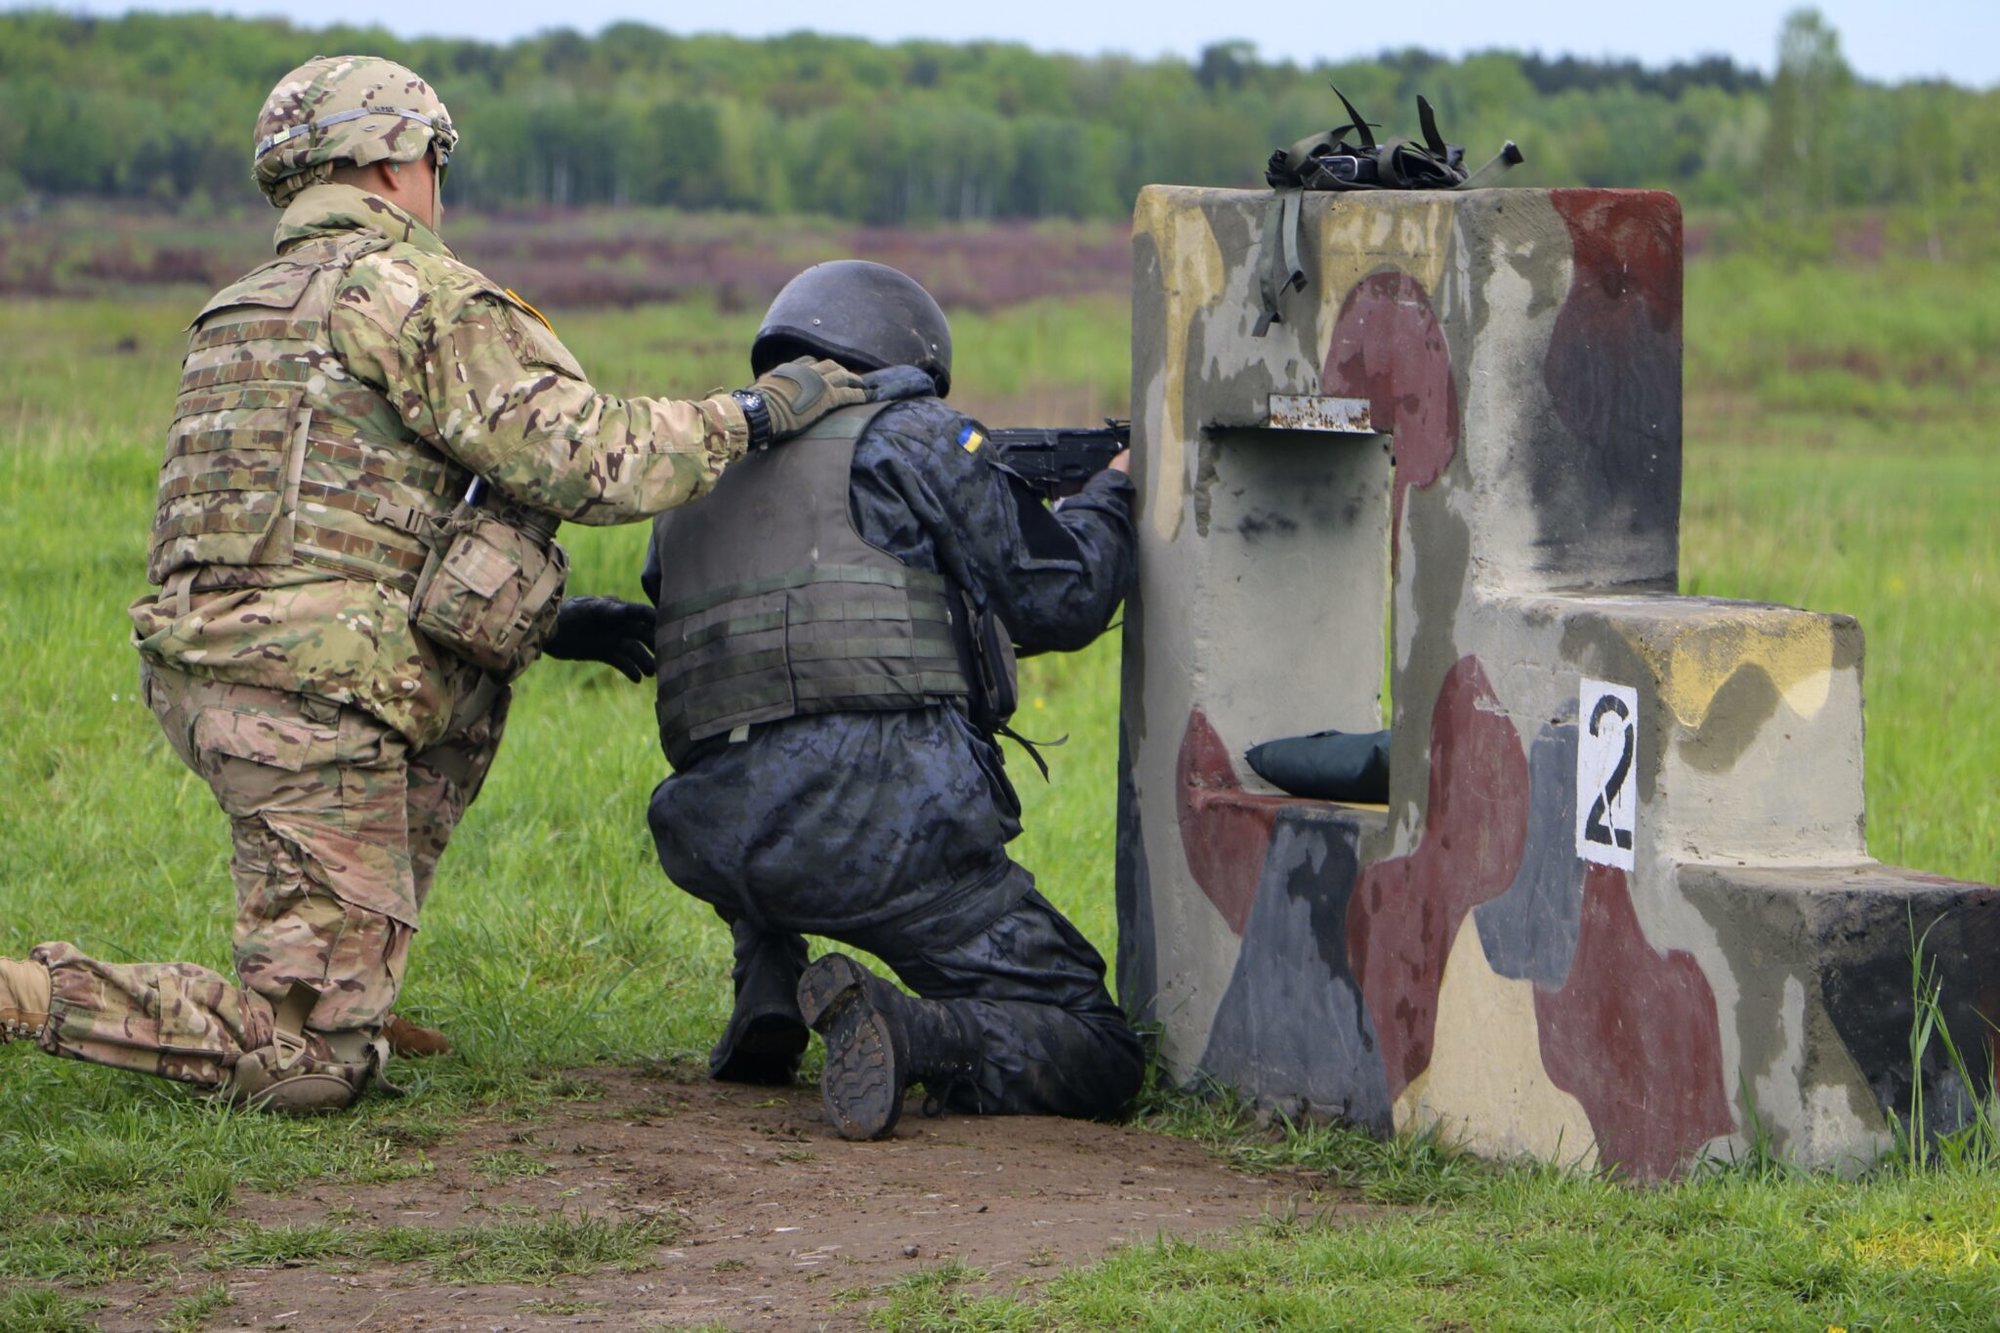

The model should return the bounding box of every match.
[659,562,951,622]
[664,614,959,689]
[657,564,965,753]
[1255,188,1307,337]
[272,982,319,1063]
[187,316,323,351]
[150,232,463,591]
[177,351,315,391]
[664,593,951,654]
[664,634,963,694]
[786,403,885,443]
[164,567,197,619]
[151,295,320,580]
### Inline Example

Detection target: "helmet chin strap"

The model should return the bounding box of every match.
[385,157,443,233]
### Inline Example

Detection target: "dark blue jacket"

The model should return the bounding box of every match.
[643,397,1134,946]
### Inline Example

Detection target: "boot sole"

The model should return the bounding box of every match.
[817,992,903,1140]
[796,954,871,1028]
[799,955,903,1141]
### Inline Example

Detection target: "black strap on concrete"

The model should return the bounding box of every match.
[1255,187,1308,337]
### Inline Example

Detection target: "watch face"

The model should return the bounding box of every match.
[740,391,764,411]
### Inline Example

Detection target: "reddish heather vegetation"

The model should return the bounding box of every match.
[0,204,1133,311]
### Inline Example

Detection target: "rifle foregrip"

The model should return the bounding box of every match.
[986,424,1130,499]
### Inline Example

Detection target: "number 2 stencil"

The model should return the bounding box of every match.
[1576,678,1639,870]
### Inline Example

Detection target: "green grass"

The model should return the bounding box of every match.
[158,1283,232,1332]
[1025,1089,2000,1333]
[868,1169,2000,1330]
[0,1287,105,1333]
[359,1212,670,1283]
[1,236,1995,1327]
[473,1147,555,1183]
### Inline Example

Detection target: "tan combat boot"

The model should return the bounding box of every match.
[0,957,53,1044]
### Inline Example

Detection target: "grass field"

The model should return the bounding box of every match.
[0,234,1996,1329]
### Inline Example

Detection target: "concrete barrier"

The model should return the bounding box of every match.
[1115,185,1997,1178]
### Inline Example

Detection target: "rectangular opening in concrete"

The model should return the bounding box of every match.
[1193,424,1393,798]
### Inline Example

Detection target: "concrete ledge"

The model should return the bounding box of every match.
[1490,592,1868,863]
[1682,862,2000,1169]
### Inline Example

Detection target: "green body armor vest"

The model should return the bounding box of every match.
[150,233,468,591]
[651,403,970,766]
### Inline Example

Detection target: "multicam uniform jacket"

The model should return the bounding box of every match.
[130,183,751,747]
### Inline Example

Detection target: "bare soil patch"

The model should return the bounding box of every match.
[86,1069,1352,1331]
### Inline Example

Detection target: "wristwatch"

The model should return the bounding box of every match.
[731,389,773,449]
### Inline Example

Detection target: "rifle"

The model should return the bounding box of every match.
[984,420,1130,500]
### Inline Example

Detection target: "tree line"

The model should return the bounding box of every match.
[0,8,1994,225]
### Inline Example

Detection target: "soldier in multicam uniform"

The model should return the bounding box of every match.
[0,56,922,1110]
[645,261,1145,1140]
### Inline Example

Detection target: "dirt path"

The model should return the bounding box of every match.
[89,1069,1350,1331]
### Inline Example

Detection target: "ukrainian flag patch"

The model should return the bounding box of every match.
[958,423,985,453]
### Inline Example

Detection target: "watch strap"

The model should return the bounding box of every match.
[731,389,773,449]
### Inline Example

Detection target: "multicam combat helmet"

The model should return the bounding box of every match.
[252,55,457,208]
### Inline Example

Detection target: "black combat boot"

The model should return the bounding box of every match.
[709,924,810,1085]
[796,953,981,1141]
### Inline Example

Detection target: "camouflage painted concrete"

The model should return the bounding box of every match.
[1115,185,1998,1178]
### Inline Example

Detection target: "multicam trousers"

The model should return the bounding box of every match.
[30,661,507,1090]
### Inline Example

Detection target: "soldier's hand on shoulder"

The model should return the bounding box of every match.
[544,596,657,682]
[741,358,868,446]
[737,358,937,450]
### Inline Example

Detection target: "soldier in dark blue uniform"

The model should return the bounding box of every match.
[642,261,1142,1139]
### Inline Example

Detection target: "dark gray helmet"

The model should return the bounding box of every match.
[753,260,952,397]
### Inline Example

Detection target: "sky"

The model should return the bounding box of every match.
[15,1,2000,88]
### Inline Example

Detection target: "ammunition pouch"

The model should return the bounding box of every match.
[223,984,393,1114]
[947,584,1064,783]
[411,494,569,680]
[951,589,1018,736]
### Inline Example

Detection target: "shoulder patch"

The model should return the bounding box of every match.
[958,423,985,453]
[503,288,555,333]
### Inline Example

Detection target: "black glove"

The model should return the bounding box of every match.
[860,364,938,403]
[543,596,656,681]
